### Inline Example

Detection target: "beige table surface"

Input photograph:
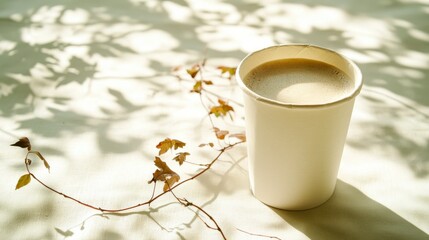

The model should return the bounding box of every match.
[1,0,428,239]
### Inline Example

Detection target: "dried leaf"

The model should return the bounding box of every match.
[229,133,246,142]
[191,80,213,94]
[15,174,31,190]
[34,151,50,172]
[149,157,180,192]
[164,174,180,192]
[43,159,50,172]
[213,127,229,140]
[199,142,214,148]
[209,99,234,118]
[217,66,236,79]
[156,138,186,155]
[172,139,186,150]
[149,157,174,182]
[191,81,202,94]
[156,140,171,155]
[11,137,31,151]
[186,66,200,79]
[173,152,190,165]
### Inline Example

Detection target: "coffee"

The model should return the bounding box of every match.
[244,58,354,105]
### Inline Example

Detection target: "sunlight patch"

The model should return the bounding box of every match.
[61,8,90,24]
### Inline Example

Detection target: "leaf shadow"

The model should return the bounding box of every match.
[348,88,429,177]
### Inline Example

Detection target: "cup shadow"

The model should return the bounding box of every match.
[272,180,428,240]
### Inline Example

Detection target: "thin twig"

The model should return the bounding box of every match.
[198,93,218,139]
[166,178,227,239]
[183,199,227,240]
[203,88,244,107]
[149,181,157,206]
[184,160,209,167]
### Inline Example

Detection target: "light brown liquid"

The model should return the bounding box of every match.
[244,59,354,105]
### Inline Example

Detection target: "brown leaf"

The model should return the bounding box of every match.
[156,139,171,155]
[43,159,51,172]
[164,174,180,192]
[15,174,31,190]
[191,81,202,94]
[173,152,190,165]
[199,142,214,148]
[171,139,186,150]
[186,66,200,79]
[11,137,31,151]
[156,138,186,155]
[229,133,246,142]
[34,151,50,172]
[149,157,180,192]
[213,127,229,140]
[151,157,172,181]
[217,66,236,79]
[209,99,234,118]
[190,80,213,94]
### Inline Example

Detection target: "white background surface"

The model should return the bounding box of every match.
[1,0,428,239]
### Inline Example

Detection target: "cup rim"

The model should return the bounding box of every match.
[235,44,363,108]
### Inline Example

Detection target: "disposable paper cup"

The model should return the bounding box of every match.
[236,44,362,210]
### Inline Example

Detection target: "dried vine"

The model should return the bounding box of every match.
[11,61,280,240]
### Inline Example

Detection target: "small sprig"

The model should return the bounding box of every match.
[9,60,278,240]
[12,136,243,239]
[12,137,50,190]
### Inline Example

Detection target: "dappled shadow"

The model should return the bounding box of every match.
[246,0,429,177]
[1,0,428,173]
[0,193,57,240]
[1,0,429,239]
[347,84,429,176]
[274,180,429,240]
[0,0,208,155]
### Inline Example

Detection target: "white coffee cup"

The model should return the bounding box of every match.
[236,44,363,210]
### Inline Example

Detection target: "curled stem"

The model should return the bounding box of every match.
[23,142,243,214]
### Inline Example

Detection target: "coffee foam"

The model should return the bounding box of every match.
[244,59,355,105]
